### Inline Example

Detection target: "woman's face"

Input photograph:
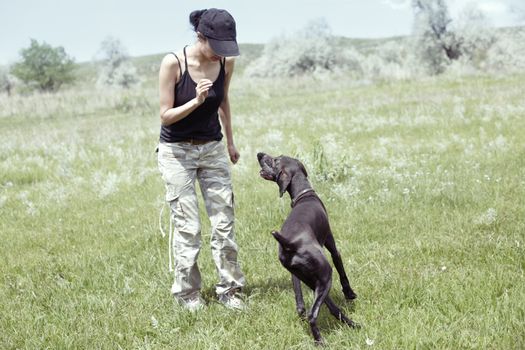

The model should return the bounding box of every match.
[200,37,222,62]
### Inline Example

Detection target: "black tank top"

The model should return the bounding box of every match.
[159,47,224,142]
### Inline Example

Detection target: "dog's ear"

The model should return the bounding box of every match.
[277,170,291,197]
[298,161,308,178]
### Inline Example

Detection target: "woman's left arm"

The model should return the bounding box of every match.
[219,57,240,164]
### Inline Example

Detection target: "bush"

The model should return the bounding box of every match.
[96,37,139,89]
[483,27,525,73]
[412,0,457,74]
[11,39,75,92]
[360,39,425,80]
[412,0,499,75]
[245,19,358,78]
[0,66,17,96]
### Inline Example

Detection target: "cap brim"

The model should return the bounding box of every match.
[208,38,240,57]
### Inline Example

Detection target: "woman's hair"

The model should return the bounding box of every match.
[189,9,207,32]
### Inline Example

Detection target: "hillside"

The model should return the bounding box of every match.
[78,25,524,87]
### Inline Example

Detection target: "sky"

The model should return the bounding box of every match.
[0,0,523,65]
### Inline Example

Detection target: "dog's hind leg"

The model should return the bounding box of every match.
[324,233,357,300]
[292,274,306,318]
[324,296,359,328]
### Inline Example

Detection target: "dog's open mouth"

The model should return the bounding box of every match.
[258,156,275,181]
[259,170,274,181]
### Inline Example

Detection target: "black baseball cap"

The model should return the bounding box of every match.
[197,8,240,57]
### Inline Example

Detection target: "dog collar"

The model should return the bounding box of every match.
[291,188,316,207]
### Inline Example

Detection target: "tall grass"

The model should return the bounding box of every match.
[1,71,524,349]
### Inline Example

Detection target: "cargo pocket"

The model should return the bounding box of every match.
[158,147,188,203]
[165,182,180,202]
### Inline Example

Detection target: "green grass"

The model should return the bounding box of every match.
[1,71,524,349]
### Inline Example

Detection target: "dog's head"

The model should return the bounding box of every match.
[257,152,308,197]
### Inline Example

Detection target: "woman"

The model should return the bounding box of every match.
[157,8,245,311]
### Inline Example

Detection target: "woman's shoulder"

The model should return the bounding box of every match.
[224,57,236,64]
[160,51,185,77]
[161,51,183,66]
[223,57,235,73]
[159,51,185,82]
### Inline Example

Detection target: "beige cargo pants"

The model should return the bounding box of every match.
[157,141,245,300]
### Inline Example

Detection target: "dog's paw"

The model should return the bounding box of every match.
[314,337,326,347]
[348,320,361,329]
[343,288,357,300]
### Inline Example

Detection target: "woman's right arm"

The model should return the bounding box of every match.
[159,54,212,126]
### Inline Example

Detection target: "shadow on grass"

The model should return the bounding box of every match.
[196,255,361,339]
[200,274,292,302]
[212,272,361,338]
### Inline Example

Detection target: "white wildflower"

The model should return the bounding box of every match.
[487,135,507,151]
[151,316,159,329]
[263,130,283,144]
[475,208,497,226]
[123,277,134,295]
[319,133,339,159]
[366,337,375,346]
[26,201,38,216]
[93,171,120,198]
[17,191,38,216]
[332,181,360,198]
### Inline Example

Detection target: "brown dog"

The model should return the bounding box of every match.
[257,152,359,344]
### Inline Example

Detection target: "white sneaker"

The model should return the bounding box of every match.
[176,295,205,312]
[218,289,246,310]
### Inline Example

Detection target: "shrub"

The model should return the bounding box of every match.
[361,39,425,80]
[412,0,457,74]
[11,39,75,92]
[483,27,525,73]
[411,0,500,75]
[96,37,139,89]
[245,19,358,78]
[0,66,17,96]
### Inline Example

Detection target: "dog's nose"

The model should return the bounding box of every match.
[257,152,265,161]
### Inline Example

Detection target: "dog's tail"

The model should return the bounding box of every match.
[271,230,289,248]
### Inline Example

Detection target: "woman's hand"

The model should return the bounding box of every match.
[228,144,240,164]
[195,79,213,104]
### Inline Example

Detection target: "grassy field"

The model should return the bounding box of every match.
[1,65,524,349]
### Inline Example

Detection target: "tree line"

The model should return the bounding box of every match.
[246,1,524,78]
[1,0,524,95]
[0,37,138,96]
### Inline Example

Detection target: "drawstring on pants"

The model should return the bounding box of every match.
[159,202,174,272]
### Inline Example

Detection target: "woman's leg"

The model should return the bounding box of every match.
[197,141,246,296]
[158,142,202,301]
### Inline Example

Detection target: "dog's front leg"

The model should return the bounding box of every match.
[291,274,306,318]
[325,233,357,300]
